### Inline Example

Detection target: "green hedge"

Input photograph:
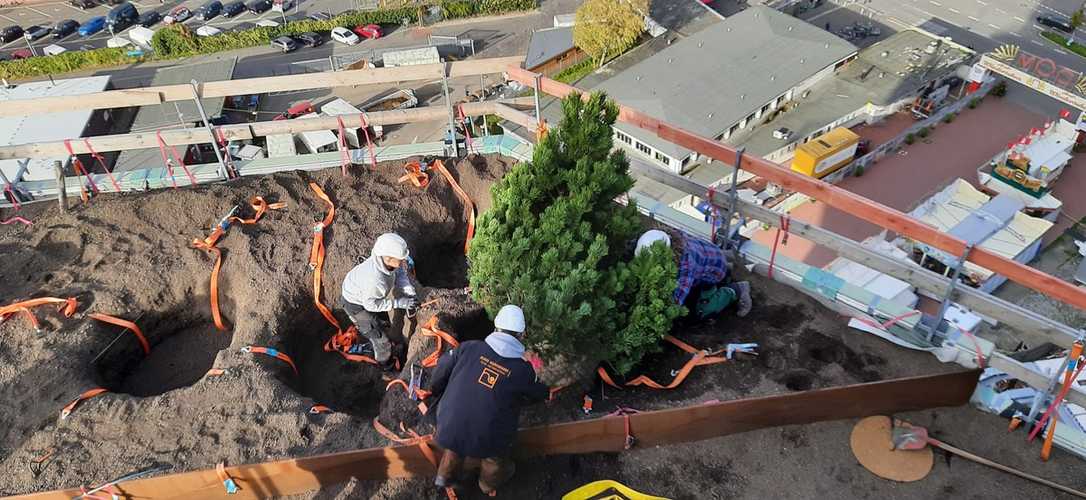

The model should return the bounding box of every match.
[1,0,537,79]
[0,47,144,79]
[1041,31,1086,59]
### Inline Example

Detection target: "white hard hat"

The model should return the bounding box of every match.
[635,229,671,256]
[372,233,409,260]
[494,304,526,334]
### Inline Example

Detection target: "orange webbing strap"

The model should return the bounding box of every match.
[88,312,150,356]
[216,462,240,494]
[614,336,727,390]
[597,366,621,389]
[192,197,285,331]
[358,114,378,168]
[83,139,122,193]
[156,131,198,187]
[768,215,790,280]
[372,416,425,445]
[308,183,339,329]
[386,378,433,400]
[309,404,333,414]
[241,346,299,375]
[430,160,476,254]
[63,139,98,201]
[457,104,475,155]
[60,387,108,419]
[399,161,430,188]
[608,408,641,449]
[336,117,351,177]
[420,316,460,368]
[0,297,78,330]
[536,118,548,142]
[78,483,120,500]
[323,326,379,364]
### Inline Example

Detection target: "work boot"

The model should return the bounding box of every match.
[733,281,752,318]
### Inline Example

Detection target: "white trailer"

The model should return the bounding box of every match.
[128,26,155,47]
[296,113,340,154]
[265,134,297,158]
[382,46,439,67]
[359,89,418,139]
[320,98,364,148]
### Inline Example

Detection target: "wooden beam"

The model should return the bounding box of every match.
[20,370,978,499]
[504,66,1086,314]
[990,353,1086,408]
[0,99,534,159]
[0,57,523,118]
[624,160,1082,348]
[492,102,538,131]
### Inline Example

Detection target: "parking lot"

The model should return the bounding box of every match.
[0,0,369,56]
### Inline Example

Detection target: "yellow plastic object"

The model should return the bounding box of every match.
[790,127,860,178]
[562,480,671,500]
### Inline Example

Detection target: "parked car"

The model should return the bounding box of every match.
[1037,15,1074,33]
[69,0,96,10]
[270,35,297,52]
[195,25,222,36]
[231,21,256,32]
[78,16,106,36]
[330,26,360,45]
[163,6,191,24]
[137,11,161,27]
[255,18,279,27]
[195,0,222,21]
[106,2,139,33]
[271,0,293,12]
[246,0,272,13]
[105,0,125,5]
[53,19,80,39]
[294,31,322,47]
[1,25,23,43]
[11,48,33,59]
[273,100,313,119]
[222,1,245,17]
[353,23,381,39]
[307,11,331,21]
[24,25,51,41]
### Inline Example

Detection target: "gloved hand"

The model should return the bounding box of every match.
[393,296,419,310]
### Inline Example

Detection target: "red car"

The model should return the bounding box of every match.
[352,23,382,40]
[273,100,314,120]
[11,49,34,60]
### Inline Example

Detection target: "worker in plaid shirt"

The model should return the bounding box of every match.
[636,229,752,318]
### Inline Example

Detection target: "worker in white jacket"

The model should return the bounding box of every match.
[339,233,419,368]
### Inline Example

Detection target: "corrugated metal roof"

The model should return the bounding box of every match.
[524,26,575,70]
[595,6,856,160]
[0,75,112,181]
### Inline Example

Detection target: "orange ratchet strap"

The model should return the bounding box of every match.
[430,160,476,255]
[0,297,78,330]
[600,336,728,390]
[88,312,150,356]
[241,346,298,376]
[61,388,108,419]
[192,197,285,330]
[308,183,379,365]
[420,316,460,368]
[399,161,430,188]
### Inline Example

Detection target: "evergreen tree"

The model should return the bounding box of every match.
[468,91,684,372]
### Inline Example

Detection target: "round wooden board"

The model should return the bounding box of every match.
[850,416,933,482]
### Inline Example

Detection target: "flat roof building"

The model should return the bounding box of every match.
[0,75,113,182]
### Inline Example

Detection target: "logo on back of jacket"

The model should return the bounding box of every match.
[477,355,511,389]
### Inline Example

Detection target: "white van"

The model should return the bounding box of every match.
[43,44,68,56]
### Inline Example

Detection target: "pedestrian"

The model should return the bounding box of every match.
[339,233,419,370]
[429,305,549,497]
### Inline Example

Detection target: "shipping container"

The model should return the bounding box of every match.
[790,127,860,178]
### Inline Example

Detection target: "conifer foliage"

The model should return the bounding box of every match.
[468,92,684,373]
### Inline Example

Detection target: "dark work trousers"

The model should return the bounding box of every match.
[436,448,515,495]
[338,296,417,363]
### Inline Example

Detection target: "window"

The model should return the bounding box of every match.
[682,155,692,167]
[614,129,632,145]
[655,151,670,166]
[729,123,740,135]
[761,103,771,114]
[635,141,651,155]
[743,113,755,128]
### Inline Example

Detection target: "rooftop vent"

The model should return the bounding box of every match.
[800,58,805,64]
[636,75,641,81]
[740,94,746,100]
[825,43,830,48]
[708,112,714,118]
[698,42,704,47]
[668,57,673,63]
[667,37,675,45]
[770,75,776,81]
[788,26,793,31]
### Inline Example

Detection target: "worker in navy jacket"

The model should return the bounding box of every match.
[428,304,549,496]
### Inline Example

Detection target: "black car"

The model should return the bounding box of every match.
[1037,15,1074,33]
[69,0,96,10]
[294,31,322,47]
[53,19,80,39]
[246,0,271,14]
[307,11,331,21]
[138,11,161,27]
[196,0,223,21]
[106,0,125,5]
[223,1,245,17]
[25,25,51,41]
[1,26,23,43]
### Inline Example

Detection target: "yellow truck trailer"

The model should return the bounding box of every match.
[791,127,861,178]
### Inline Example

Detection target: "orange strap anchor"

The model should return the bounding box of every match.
[61,388,108,419]
[0,297,78,330]
[399,161,430,188]
[63,139,100,201]
[241,346,298,376]
[216,462,240,494]
[192,197,285,331]
[88,312,150,356]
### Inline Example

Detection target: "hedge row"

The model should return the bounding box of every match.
[1,0,537,79]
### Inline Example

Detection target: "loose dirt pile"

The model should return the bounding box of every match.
[0,155,510,495]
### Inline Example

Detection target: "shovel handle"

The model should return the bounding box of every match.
[927,437,1086,498]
